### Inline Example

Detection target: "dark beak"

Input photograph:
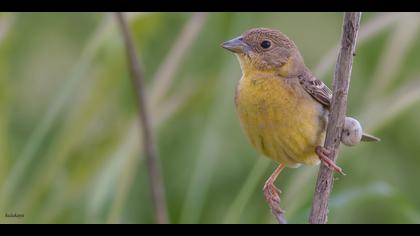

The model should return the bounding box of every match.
[221,36,250,54]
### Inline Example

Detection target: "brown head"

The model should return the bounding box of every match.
[221,28,305,76]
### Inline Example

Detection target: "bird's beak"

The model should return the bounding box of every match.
[221,36,251,54]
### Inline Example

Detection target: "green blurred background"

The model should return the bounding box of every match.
[1,12,420,224]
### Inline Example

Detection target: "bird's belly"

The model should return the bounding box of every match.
[235,76,326,166]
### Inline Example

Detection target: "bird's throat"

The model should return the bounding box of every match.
[236,54,292,78]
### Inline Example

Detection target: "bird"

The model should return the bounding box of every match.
[221,28,379,216]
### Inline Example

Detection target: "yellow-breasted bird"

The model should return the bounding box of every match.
[221,28,379,215]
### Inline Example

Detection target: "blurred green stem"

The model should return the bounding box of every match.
[365,13,420,103]
[314,12,404,79]
[224,157,270,223]
[0,14,14,44]
[115,12,168,224]
[179,57,238,224]
[0,15,113,210]
[106,12,207,222]
[149,12,207,107]
[8,13,154,222]
[104,122,142,224]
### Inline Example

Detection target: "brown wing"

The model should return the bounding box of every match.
[298,71,332,109]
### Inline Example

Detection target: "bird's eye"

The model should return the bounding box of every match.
[260,40,271,49]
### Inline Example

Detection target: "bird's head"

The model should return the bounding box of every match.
[221,28,305,76]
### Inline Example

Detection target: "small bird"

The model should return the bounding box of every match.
[221,28,379,216]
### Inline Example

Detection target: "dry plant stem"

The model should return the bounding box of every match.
[309,12,362,224]
[114,12,168,224]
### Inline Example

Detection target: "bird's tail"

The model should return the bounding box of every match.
[361,133,381,142]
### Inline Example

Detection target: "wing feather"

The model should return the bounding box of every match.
[298,71,332,109]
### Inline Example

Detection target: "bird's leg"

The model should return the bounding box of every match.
[316,146,346,175]
[263,163,286,216]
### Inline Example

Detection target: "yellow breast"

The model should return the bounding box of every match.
[235,72,326,167]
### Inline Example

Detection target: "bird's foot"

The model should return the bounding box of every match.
[263,179,284,215]
[316,146,346,176]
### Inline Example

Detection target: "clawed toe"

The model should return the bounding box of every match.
[263,164,286,215]
[263,183,284,214]
[316,146,346,175]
